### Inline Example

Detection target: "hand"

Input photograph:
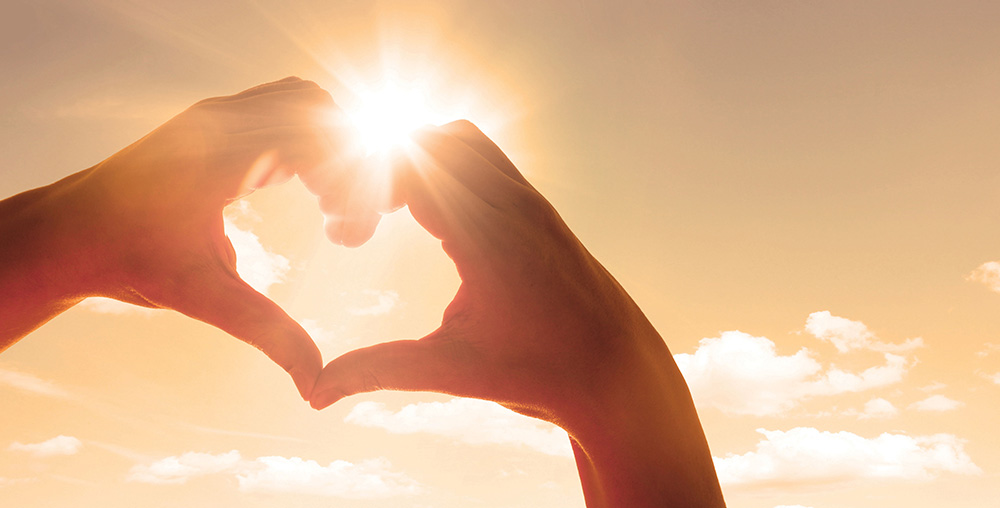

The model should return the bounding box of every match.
[0,77,377,399]
[310,121,725,507]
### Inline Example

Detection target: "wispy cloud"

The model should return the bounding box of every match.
[222,202,290,296]
[674,330,910,416]
[128,450,242,485]
[804,311,923,353]
[851,397,899,419]
[346,290,401,316]
[909,395,964,412]
[715,427,980,488]
[975,343,1000,358]
[0,477,38,487]
[127,451,419,498]
[345,398,573,458]
[8,436,82,457]
[0,367,72,399]
[967,261,1000,293]
[237,456,420,498]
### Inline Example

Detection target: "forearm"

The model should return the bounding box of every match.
[0,170,95,349]
[566,328,726,508]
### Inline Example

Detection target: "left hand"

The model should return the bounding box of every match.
[37,77,365,399]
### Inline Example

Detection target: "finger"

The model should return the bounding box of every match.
[220,86,341,135]
[438,120,533,188]
[168,270,323,401]
[228,126,338,196]
[392,141,499,251]
[222,76,318,101]
[310,334,464,409]
[323,211,381,248]
[409,127,523,206]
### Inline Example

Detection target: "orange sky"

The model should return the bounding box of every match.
[2,1,1000,507]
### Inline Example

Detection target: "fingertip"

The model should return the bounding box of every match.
[323,212,380,248]
[309,389,344,410]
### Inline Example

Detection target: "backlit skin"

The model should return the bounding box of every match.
[0,77,377,400]
[311,121,727,507]
[0,80,725,506]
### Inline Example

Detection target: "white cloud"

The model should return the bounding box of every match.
[347,290,401,316]
[857,397,898,419]
[223,215,290,296]
[985,372,1000,385]
[975,343,1000,358]
[920,382,947,392]
[0,368,72,399]
[0,477,38,487]
[128,450,242,484]
[674,331,909,416]
[8,435,82,457]
[715,427,981,488]
[909,395,964,412]
[128,451,419,498]
[804,311,923,353]
[968,261,1000,293]
[345,398,572,458]
[237,456,420,498]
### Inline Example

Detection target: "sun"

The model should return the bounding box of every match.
[345,81,439,156]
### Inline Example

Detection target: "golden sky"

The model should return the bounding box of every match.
[2,1,1000,507]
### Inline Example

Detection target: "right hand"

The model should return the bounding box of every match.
[309,120,665,425]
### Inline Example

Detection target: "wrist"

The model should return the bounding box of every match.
[1,168,105,305]
[561,325,726,507]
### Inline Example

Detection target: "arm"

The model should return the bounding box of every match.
[310,120,726,507]
[0,77,381,400]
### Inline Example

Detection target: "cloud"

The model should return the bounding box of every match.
[714,427,981,488]
[909,395,964,412]
[223,211,290,296]
[804,311,923,353]
[984,372,1000,385]
[857,397,898,419]
[975,343,1000,358]
[237,456,420,498]
[345,398,573,458]
[8,436,82,457]
[0,367,72,399]
[128,451,419,498]
[128,450,242,484]
[347,290,401,316]
[968,261,1000,293]
[0,477,38,487]
[674,331,909,416]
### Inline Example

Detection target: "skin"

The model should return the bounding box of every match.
[1,80,724,505]
[311,121,727,507]
[0,77,385,400]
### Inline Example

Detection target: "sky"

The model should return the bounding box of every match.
[2,1,1000,507]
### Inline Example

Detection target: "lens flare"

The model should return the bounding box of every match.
[346,81,438,156]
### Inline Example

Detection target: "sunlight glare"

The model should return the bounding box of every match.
[346,82,439,156]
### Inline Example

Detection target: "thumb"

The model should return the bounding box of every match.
[168,269,323,401]
[309,332,463,410]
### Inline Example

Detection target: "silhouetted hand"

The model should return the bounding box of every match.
[310,121,725,507]
[0,77,378,399]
